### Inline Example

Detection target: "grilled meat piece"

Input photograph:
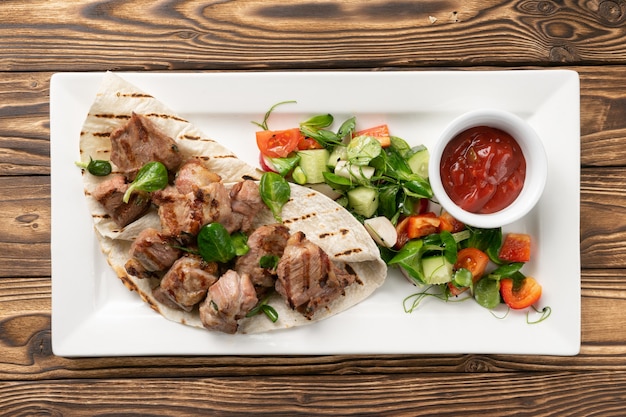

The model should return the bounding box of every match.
[195,182,234,229]
[152,286,185,310]
[151,186,193,237]
[91,174,151,227]
[154,254,219,311]
[235,224,290,295]
[125,258,159,280]
[175,159,221,194]
[227,179,266,233]
[125,228,181,277]
[152,182,233,239]
[110,112,182,180]
[199,270,258,334]
[275,231,356,319]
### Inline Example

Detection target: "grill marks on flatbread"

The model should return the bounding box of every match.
[80,75,259,184]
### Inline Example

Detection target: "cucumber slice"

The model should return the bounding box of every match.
[347,186,379,218]
[297,149,330,184]
[327,146,347,168]
[407,148,430,178]
[334,160,375,184]
[421,255,454,284]
[291,166,307,185]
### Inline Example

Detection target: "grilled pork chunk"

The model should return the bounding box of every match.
[227,179,266,233]
[151,186,192,237]
[154,254,219,311]
[199,270,258,334]
[91,174,151,227]
[152,182,233,239]
[276,231,357,319]
[125,228,181,278]
[175,159,221,194]
[234,223,290,295]
[110,112,182,180]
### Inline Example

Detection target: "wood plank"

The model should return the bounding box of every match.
[581,167,626,268]
[3,0,625,412]
[1,372,626,415]
[580,65,626,166]
[0,73,50,176]
[0,268,624,379]
[0,176,50,277]
[1,1,626,72]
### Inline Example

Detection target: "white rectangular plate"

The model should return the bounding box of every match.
[51,70,580,356]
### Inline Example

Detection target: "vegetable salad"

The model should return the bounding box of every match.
[253,102,548,318]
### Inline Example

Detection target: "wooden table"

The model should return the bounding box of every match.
[2,1,626,414]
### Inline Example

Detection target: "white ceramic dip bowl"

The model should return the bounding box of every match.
[428,109,548,228]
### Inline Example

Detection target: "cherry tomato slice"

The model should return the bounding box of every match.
[394,212,441,248]
[297,136,323,150]
[499,233,531,263]
[256,128,301,158]
[354,124,391,148]
[447,282,469,296]
[500,277,542,309]
[438,211,465,233]
[406,213,440,240]
[454,247,489,284]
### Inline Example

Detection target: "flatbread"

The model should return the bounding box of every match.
[78,72,387,334]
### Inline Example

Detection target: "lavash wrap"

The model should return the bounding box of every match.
[78,72,387,334]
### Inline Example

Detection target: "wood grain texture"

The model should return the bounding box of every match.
[1,0,626,72]
[581,167,626,268]
[3,0,626,412]
[0,176,50,277]
[580,65,626,167]
[0,73,50,176]
[1,373,626,416]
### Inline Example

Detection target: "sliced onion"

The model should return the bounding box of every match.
[364,216,398,248]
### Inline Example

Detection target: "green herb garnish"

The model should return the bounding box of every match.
[122,161,168,203]
[259,172,291,222]
[75,157,112,176]
[197,223,236,263]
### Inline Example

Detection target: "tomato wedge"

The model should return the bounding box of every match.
[354,124,391,148]
[256,128,301,158]
[454,247,489,284]
[500,277,542,309]
[499,233,531,263]
[447,247,489,296]
[394,213,441,248]
[406,213,440,239]
[438,211,465,233]
[447,282,468,297]
[297,136,323,150]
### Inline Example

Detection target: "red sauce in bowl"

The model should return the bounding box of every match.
[440,126,526,214]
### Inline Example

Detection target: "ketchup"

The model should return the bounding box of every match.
[440,126,526,214]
